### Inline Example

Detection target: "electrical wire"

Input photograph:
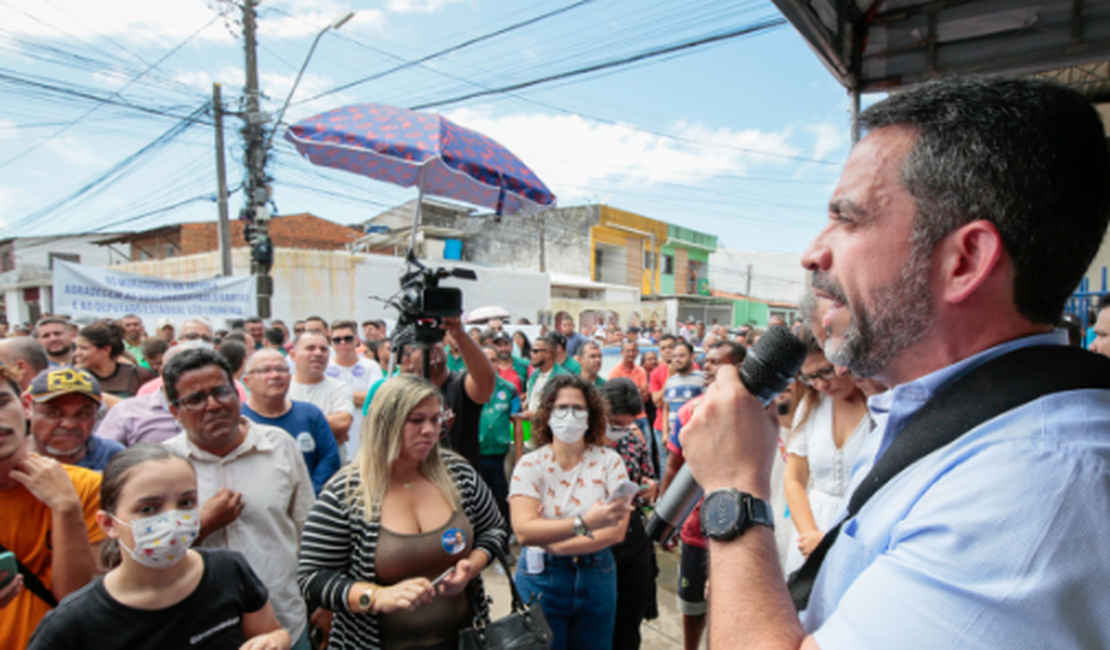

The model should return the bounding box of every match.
[0,13,221,170]
[4,102,211,234]
[293,0,598,106]
[408,17,785,110]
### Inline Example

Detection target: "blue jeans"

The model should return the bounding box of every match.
[515,549,617,650]
[651,426,669,478]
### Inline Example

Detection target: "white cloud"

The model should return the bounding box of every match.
[0,119,19,141]
[0,185,24,227]
[443,108,804,203]
[259,70,355,121]
[804,121,846,161]
[0,1,384,45]
[387,0,464,14]
[172,65,244,92]
[44,137,108,167]
[258,3,385,40]
[0,1,232,45]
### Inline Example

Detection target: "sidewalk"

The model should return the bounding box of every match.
[480,547,701,650]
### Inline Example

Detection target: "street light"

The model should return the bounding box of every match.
[263,11,355,155]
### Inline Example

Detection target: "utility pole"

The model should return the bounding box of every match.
[213,83,233,277]
[241,0,273,317]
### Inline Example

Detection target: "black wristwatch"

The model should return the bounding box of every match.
[700,488,774,541]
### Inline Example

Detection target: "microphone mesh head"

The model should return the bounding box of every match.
[740,326,808,405]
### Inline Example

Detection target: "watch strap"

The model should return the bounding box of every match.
[701,489,774,540]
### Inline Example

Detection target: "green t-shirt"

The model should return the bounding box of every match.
[560,357,582,374]
[446,351,465,373]
[125,342,146,368]
[479,376,521,456]
[361,368,402,416]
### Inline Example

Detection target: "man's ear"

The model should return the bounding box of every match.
[936,219,1004,306]
[21,393,34,421]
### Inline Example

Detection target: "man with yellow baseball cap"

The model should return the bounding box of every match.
[23,368,122,471]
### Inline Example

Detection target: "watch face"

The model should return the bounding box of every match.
[704,492,741,536]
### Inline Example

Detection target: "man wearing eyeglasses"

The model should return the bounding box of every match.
[177,318,216,350]
[324,320,382,460]
[162,347,315,649]
[243,349,340,495]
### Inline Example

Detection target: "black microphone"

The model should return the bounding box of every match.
[646,326,807,543]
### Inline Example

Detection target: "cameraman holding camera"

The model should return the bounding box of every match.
[393,317,496,469]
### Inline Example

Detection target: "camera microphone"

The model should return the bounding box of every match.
[645,326,807,543]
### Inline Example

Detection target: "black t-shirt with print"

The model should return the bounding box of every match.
[29,548,269,650]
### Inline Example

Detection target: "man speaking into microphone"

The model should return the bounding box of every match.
[679,76,1110,649]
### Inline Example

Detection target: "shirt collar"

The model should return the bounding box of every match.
[868,330,1066,459]
[179,417,275,462]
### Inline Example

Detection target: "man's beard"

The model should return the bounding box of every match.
[813,246,934,378]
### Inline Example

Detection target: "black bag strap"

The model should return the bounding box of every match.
[0,541,59,608]
[788,345,1110,611]
[464,545,531,626]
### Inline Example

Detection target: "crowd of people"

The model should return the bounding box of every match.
[2,75,1110,650]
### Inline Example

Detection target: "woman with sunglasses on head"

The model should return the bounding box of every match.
[28,444,290,650]
[783,325,870,574]
[298,375,506,650]
[510,374,635,650]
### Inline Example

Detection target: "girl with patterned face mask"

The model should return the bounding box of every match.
[508,375,636,650]
[27,445,291,650]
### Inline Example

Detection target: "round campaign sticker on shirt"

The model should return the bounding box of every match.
[352,364,366,378]
[325,366,341,378]
[441,528,467,555]
[296,432,316,453]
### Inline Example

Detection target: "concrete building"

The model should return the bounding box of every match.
[0,235,114,326]
[357,200,730,332]
[109,248,549,331]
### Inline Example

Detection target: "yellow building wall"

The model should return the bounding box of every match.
[589,205,668,295]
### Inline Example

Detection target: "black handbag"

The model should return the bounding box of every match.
[458,547,554,650]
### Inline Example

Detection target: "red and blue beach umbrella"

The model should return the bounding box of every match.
[285,103,556,219]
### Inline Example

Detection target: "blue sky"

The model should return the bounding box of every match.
[0,0,871,253]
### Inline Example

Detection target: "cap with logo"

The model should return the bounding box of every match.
[28,368,102,404]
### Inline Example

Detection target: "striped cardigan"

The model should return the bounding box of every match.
[297,451,507,649]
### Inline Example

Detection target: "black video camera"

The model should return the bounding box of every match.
[395,251,476,346]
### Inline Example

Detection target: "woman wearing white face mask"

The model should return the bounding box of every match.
[29,444,289,650]
[509,374,634,650]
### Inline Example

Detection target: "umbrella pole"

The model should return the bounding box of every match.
[408,167,425,257]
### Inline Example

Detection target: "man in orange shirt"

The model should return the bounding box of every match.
[607,340,649,443]
[0,362,103,650]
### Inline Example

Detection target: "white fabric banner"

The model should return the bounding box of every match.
[52,260,256,320]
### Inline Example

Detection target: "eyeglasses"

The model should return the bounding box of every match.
[248,365,290,376]
[531,348,549,355]
[172,384,237,411]
[331,335,356,345]
[180,332,214,343]
[551,404,588,419]
[798,366,837,386]
[293,327,305,334]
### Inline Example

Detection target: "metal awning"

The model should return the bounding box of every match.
[773,0,1110,94]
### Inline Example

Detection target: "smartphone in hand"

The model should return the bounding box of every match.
[609,480,640,503]
[0,552,17,588]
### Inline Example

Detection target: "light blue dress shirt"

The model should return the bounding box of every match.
[802,331,1110,648]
